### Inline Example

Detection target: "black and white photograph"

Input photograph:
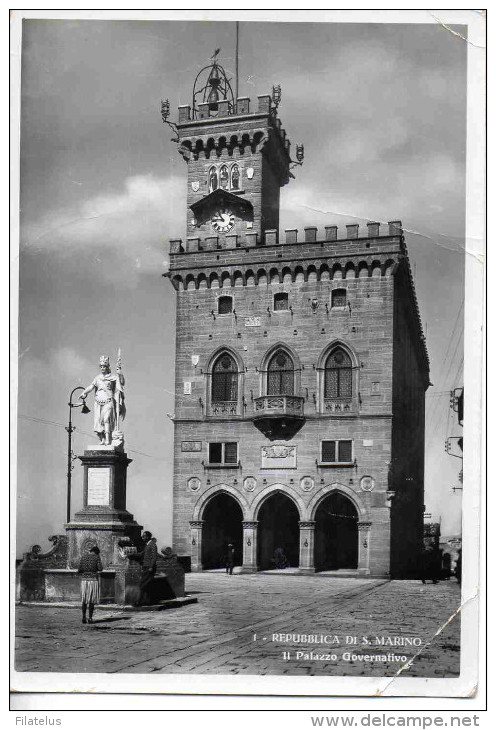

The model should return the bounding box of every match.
[11,9,485,703]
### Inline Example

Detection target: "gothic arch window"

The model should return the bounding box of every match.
[231,164,240,190]
[209,166,218,193]
[219,165,229,190]
[212,353,238,403]
[267,350,295,396]
[324,348,352,399]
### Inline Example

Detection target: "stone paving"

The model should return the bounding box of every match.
[15,572,461,677]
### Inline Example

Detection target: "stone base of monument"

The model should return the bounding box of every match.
[16,445,187,608]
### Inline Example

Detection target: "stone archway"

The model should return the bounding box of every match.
[314,492,359,571]
[257,492,300,570]
[201,492,243,570]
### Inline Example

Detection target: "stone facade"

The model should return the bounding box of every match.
[166,88,429,578]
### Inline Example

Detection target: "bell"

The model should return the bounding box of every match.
[81,402,90,415]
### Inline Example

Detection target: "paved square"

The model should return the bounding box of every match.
[15,573,460,676]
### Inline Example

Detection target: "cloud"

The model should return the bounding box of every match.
[20,173,185,282]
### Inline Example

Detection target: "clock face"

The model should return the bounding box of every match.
[211,210,235,233]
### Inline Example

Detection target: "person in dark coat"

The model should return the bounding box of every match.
[421,545,438,584]
[134,531,158,606]
[225,543,235,575]
[77,545,103,624]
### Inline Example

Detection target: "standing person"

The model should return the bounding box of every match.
[77,545,103,624]
[135,531,158,606]
[421,544,438,584]
[225,543,235,575]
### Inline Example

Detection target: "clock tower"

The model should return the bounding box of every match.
[171,60,293,249]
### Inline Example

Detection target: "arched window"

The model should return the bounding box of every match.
[219,165,229,190]
[231,164,240,190]
[267,351,294,395]
[212,354,238,403]
[209,167,218,193]
[324,348,352,399]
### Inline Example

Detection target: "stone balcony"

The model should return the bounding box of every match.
[323,398,355,415]
[252,395,305,440]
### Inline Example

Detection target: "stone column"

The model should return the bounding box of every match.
[240,521,259,573]
[189,520,204,572]
[298,521,316,574]
[357,521,372,576]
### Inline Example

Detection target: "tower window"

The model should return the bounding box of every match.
[321,440,353,464]
[324,348,352,399]
[331,289,347,308]
[231,164,240,190]
[218,296,233,314]
[209,167,218,193]
[212,353,238,402]
[274,292,289,311]
[267,350,294,395]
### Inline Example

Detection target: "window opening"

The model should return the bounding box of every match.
[274,292,289,311]
[212,354,238,402]
[321,440,353,464]
[324,348,352,399]
[332,289,347,308]
[218,296,233,314]
[267,351,294,395]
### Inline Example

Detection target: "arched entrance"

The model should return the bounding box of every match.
[314,492,359,571]
[257,492,300,570]
[202,493,243,570]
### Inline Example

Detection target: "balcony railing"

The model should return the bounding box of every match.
[254,395,305,417]
[324,398,354,414]
[211,401,238,416]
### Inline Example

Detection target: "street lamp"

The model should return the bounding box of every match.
[66,386,90,523]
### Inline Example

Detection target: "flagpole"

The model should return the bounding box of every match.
[235,21,239,105]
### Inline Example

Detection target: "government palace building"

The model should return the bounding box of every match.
[164,60,430,579]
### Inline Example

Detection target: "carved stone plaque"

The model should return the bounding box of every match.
[181,441,202,452]
[245,316,261,327]
[261,444,296,469]
[87,467,110,506]
[188,477,201,492]
[243,476,257,492]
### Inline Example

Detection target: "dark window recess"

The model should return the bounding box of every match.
[321,440,336,463]
[274,292,289,311]
[209,443,223,463]
[324,348,352,398]
[208,442,238,465]
[224,442,238,463]
[332,289,347,307]
[338,440,352,462]
[267,350,294,395]
[212,354,238,402]
[321,440,353,463]
[218,296,233,314]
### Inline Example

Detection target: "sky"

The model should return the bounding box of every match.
[15,17,467,555]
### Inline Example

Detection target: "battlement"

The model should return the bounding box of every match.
[169,221,404,254]
[178,94,273,124]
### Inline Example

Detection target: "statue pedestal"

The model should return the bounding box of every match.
[66,445,142,569]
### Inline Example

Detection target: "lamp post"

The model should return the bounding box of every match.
[66,386,90,523]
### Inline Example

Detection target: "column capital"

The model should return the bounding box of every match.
[299,521,316,530]
[189,520,205,529]
[357,521,372,531]
[242,520,259,529]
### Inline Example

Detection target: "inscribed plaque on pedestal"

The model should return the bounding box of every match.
[87,467,111,506]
